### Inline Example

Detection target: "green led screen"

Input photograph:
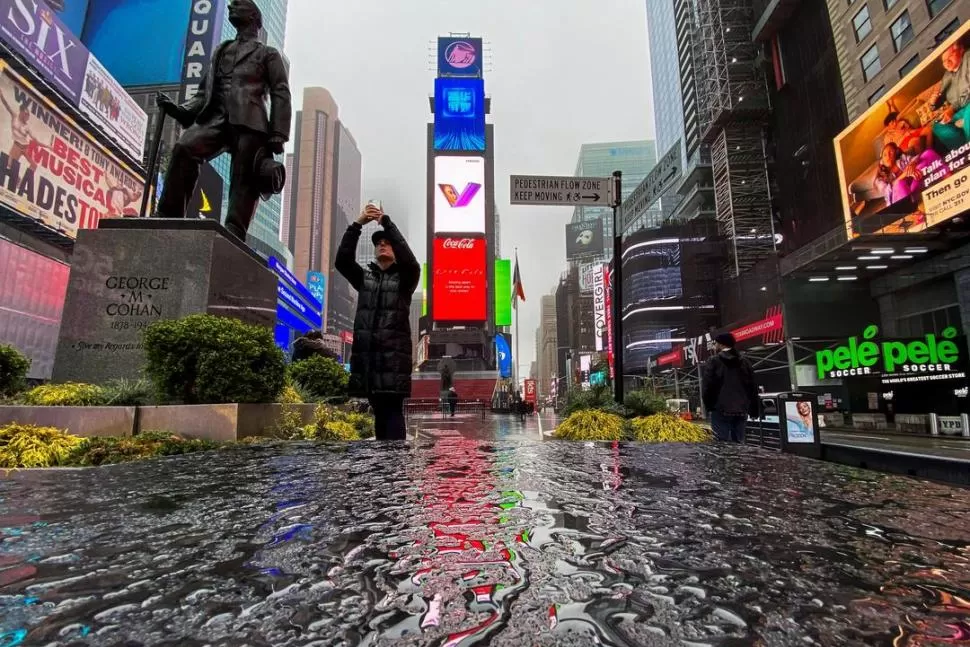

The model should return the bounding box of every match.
[422,263,428,317]
[495,259,511,327]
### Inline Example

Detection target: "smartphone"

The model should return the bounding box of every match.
[367,199,383,211]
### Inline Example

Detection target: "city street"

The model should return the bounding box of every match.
[1,415,969,645]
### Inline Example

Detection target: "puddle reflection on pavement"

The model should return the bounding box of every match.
[0,440,968,645]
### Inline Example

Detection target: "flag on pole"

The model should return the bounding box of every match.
[512,253,526,307]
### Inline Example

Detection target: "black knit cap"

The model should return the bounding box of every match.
[714,333,736,348]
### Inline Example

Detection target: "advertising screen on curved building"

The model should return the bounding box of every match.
[434,156,485,234]
[836,21,970,237]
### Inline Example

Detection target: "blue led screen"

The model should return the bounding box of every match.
[434,78,485,152]
[80,0,205,86]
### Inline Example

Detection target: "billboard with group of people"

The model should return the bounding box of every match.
[837,21,970,237]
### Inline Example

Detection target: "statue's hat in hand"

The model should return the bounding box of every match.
[254,148,286,201]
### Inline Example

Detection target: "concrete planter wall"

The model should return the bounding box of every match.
[0,406,136,437]
[137,403,318,441]
[0,403,320,441]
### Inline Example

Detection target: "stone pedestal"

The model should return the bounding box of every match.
[52,219,277,384]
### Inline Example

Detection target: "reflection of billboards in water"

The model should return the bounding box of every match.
[785,401,815,444]
[837,22,970,237]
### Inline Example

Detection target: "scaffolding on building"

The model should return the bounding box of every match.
[694,0,775,277]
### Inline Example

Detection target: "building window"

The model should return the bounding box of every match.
[926,0,953,17]
[861,45,882,82]
[852,5,872,42]
[935,18,960,45]
[883,0,898,8]
[868,85,887,105]
[890,11,915,52]
[899,54,919,77]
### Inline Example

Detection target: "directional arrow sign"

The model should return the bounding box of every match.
[620,140,681,233]
[510,175,613,207]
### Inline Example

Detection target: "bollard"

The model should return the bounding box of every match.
[962,413,970,438]
[929,413,939,436]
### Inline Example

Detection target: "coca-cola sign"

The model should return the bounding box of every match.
[432,237,486,322]
[442,238,475,249]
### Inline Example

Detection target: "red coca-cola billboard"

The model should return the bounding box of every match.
[432,237,487,322]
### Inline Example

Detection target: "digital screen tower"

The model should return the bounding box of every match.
[424,35,497,372]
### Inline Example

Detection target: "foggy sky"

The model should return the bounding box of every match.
[285,0,655,378]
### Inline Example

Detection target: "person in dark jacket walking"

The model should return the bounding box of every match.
[702,333,760,443]
[335,203,420,440]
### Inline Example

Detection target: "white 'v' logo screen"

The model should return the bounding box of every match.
[434,156,486,234]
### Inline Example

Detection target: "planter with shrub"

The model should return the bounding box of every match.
[554,410,713,443]
[143,314,286,405]
[0,423,220,469]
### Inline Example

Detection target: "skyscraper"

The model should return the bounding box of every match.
[285,88,365,333]
[289,88,339,282]
[537,294,558,400]
[646,0,715,228]
[328,122,362,336]
[570,141,661,259]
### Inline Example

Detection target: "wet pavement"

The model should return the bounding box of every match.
[821,429,970,462]
[0,414,969,646]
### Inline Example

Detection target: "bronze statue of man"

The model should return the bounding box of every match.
[154,0,291,240]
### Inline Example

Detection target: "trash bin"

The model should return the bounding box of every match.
[774,391,822,459]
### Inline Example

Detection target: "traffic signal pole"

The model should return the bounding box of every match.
[611,170,624,405]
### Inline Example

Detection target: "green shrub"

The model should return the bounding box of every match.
[0,344,30,397]
[288,356,348,400]
[102,379,155,406]
[21,383,107,407]
[67,431,219,466]
[318,421,359,441]
[630,414,713,443]
[143,314,286,404]
[624,390,667,417]
[554,410,626,441]
[276,384,304,404]
[562,384,628,418]
[344,412,375,439]
[0,423,85,468]
[298,404,372,441]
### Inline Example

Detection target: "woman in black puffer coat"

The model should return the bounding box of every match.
[334,204,419,440]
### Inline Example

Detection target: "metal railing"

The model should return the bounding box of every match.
[404,399,487,421]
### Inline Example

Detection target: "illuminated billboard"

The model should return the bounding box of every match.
[437,37,483,78]
[836,22,970,237]
[434,156,486,234]
[565,219,604,259]
[434,78,485,151]
[0,0,148,160]
[432,237,487,322]
[0,62,145,238]
[80,0,209,87]
[494,258,511,326]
